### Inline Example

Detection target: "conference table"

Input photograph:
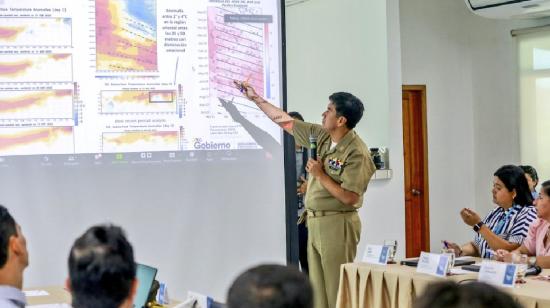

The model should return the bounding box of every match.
[24,285,180,307]
[335,258,550,308]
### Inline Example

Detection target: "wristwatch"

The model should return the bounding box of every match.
[473,221,484,232]
[529,256,537,267]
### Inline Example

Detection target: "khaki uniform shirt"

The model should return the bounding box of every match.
[293,120,375,211]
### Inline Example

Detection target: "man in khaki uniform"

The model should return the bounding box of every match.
[234,80,375,308]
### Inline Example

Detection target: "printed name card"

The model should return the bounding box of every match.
[416,251,449,277]
[478,260,517,288]
[362,244,390,265]
[186,291,213,308]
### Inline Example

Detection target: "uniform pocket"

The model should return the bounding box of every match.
[344,213,361,245]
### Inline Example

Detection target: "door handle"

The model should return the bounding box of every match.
[411,189,421,196]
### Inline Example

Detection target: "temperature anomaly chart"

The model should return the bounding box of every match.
[102,131,179,153]
[0,127,74,156]
[0,17,72,47]
[100,90,176,114]
[95,0,158,72]
[0,90,73,120]
[0,53,72,83]
[0,0,283,158]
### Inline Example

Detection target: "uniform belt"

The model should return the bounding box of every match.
[306,209,356,217]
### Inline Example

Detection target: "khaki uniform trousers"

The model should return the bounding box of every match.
[307,211,361,308]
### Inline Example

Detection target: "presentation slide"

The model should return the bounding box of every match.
[0,0,287,301]
[0,0,283,166]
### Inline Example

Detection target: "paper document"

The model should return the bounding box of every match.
[24,290,49,297]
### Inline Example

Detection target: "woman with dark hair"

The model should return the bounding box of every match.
[445,165,537,258]
[519,165,539,199]
[495,180,550,268]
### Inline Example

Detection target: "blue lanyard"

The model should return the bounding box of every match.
[492,206,515,235]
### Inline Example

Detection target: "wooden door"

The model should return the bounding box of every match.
[402,85,430,258]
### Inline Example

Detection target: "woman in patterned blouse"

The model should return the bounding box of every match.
[445,165,537,258]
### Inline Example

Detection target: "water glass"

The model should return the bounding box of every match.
[512,254,528,283]
[384,240,397,263]
[441,248,455,274]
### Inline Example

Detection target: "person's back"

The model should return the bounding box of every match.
[67,224,137,308]
[414,281,522,308]
[227,264,312,308]
[0,205,28,308]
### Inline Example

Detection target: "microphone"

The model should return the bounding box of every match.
[309,135,317,160]
[525,265,542,276]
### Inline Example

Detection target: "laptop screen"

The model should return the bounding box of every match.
[133,263,158,308]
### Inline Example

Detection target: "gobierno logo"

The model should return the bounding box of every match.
[193,138,231,150]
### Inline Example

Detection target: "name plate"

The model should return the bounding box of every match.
[362,244,390,265]
[478,260,517,288]
[187,291,213,308]
[416,251,449,277]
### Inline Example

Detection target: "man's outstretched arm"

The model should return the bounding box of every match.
[234,80,295,134]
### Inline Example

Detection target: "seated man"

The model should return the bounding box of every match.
[66,224,137,308]
[414,281,521,308]
[0,205,29,308]
[227,264,312,308]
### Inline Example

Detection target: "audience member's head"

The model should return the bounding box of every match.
[0,205,28,289]
[289,111,305,151]
[519,165,539,193]
[227,264,312,308]
[67,224,137,308]
[288,111,304,122]
[414,281,522,308]
[494,165,533,206]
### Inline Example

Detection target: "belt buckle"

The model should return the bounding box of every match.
[307,210,320,217]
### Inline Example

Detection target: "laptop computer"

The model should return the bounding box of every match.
[400,258,476,267]
[133,263,158,308]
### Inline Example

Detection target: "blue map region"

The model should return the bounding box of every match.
[127,0,156,29]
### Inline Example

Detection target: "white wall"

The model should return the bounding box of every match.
[285,0,406,258]
[399,0,550,249]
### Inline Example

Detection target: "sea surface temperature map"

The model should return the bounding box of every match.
[0,0,282,157]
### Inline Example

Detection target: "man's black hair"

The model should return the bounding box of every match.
[227,264,312,308]
[288,111,304,122]
[68,225,136,308]
[414,281,522,308]
[0,205,17,268]
[329,92,364,129]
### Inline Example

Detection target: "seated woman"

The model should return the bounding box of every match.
[495,180,550,268]
[445,165,537,258]
[519,165,539,200]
